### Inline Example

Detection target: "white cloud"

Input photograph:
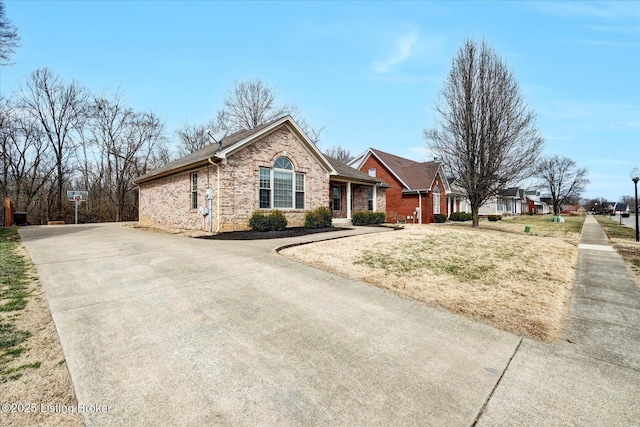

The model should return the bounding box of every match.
[373,29,420,74]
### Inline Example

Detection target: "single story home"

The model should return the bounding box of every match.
[446,177,472,216]
[613,202,629,214]
[478,188,528,216]
[133,116,387,232]
[525,191,550,214]
[349,148,449,224]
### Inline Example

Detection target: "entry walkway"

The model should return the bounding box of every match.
[477,215,640,425]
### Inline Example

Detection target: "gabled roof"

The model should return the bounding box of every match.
[134,115,335,184]
[498,187,524,198]
[350,148,449,193]
[325,156,390,187]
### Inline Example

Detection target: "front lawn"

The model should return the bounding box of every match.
[281,218,582,342]
[595,215,640,284]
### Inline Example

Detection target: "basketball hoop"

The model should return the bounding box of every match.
[67,190,88,224]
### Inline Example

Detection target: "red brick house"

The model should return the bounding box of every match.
[349,148,449,224]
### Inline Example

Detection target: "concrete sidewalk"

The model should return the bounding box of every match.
[477,215,640,426]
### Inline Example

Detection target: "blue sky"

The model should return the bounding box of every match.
[2,1,639,201]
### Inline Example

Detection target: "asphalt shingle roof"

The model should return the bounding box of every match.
[369,148,441,191]
[134,117,295,184]
[325,156,389,186]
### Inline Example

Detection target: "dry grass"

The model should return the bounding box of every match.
[281,219,583,342]
[0,228,83,426]
[595,216,640,285]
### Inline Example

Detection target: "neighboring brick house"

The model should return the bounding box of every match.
[133,116,387,232]
[349,148,449,224]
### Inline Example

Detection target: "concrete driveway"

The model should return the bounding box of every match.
[18,223,519,426]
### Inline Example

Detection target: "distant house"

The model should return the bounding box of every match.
[446,177,472,216]
[525,191,550,214]
[478,188,527,216]
[349,148,449,224]
[613,203,629,214]
[133,116,387,232]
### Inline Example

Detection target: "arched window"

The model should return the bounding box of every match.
[259,156,305,209]
[433,185,441,215]
[274,157,293,170]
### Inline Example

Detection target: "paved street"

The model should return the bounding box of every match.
[615,212,638,230]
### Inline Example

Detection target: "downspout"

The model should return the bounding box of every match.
[208,158,220,233]
[417,190,422,224]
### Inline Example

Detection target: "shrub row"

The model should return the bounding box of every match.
[449,212,472,222]
[249,210,288,231]
[434,213,447,223]
[487,214,502,222]
[304,206,333,229]
[352,211,386,226]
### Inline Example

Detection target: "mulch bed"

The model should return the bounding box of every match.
[197,226,350,240]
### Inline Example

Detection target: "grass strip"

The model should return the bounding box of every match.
[0,227,39,382]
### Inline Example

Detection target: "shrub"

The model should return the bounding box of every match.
[449,212,472,222]
[434,213,447,223]
[249,211,270,231]
[267,210,288,231]
[249,210,288,231]
[488,214,502,222]
[352,211,386,226]
[304,206,333,229]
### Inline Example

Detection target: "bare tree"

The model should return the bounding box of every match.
[584,197,609,214]
[0,97,10,199]
[89,94,166,221]
[216,79,294,132]
[425,39,543,227]
[536,155,588,216]
[175,121,213,156]
[0,98,56,224]
[19,68,88,220]
[324,145,353,163]
[215,79,324,144]
[0,0,19,65]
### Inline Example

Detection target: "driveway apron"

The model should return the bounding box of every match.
[19,223,519,426]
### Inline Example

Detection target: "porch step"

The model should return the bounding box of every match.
[332,218,353,227]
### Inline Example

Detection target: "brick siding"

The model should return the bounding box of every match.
[359,155,444,224]
[139,127,330,231]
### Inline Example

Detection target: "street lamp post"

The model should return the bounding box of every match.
[631,167,640,242]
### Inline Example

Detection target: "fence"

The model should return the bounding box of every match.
[3,197,15,228]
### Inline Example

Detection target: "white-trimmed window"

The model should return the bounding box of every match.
[332,186,341,211]
[191,173,198,209]
[295,173,305,209]
[368,188,374,210]
[259,168,271,209]
[368,168,376,177]
[259,157,305,209]
[433,185,440,214]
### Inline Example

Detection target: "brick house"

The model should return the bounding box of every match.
[349,148,449,224]
[133,116,387,232]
